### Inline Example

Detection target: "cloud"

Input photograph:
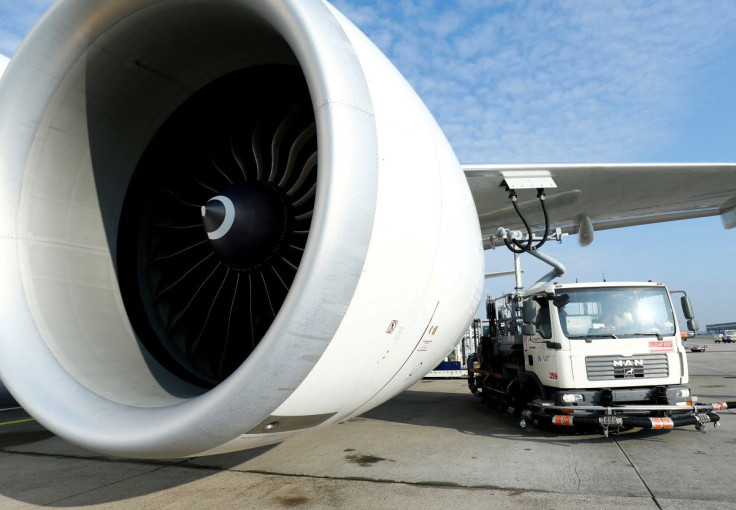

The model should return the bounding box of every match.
[335,0,736,165]
[0,0,56,55]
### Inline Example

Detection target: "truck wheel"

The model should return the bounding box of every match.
[521,373,546,404]
[466,354,478,394]
[506,379,522,416]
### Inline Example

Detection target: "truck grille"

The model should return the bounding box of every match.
[585,354,669,381]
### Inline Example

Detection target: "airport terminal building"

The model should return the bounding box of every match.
[706,322,736,335]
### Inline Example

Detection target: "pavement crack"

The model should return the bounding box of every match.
[42,459,191,507]
[242,468,529,494]
[613,436,662,510]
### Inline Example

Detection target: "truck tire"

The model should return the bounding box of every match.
[521,372,546,404]
[466,353,478,395]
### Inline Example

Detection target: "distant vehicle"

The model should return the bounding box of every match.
[715,334,724,343]
[723,330,736,343]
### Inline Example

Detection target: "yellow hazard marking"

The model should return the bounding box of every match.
[0,418,36,427]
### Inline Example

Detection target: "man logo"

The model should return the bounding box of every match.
[612,359,644,367]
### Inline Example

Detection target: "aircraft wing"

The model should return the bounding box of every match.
[463,163,736,248]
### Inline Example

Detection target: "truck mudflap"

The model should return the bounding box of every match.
[520,401,736,437]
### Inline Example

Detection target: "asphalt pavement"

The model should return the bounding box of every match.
[1,337,735,509]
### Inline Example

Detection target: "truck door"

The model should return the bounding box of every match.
[524,299,561,389]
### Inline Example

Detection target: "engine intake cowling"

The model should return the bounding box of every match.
[0,0,483,458]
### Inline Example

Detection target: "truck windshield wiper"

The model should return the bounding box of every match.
[568,334,619,341]
[626,332,664,340]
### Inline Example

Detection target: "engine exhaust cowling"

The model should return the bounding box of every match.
[0,0,483,458]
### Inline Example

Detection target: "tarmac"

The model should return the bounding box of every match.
[1,337,735,509]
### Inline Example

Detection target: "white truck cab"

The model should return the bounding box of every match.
[522,281,691,408]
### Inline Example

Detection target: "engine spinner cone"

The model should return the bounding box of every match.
[202,183,288,270]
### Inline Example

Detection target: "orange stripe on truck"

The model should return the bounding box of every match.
[649,417,673,429]
[552,415,574,426]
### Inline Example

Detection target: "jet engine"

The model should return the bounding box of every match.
[0,0,483,458]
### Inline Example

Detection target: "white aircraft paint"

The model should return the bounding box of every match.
[0,54,9,78]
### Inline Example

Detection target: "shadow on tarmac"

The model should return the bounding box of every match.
[0,429,280,507]
[361,382,685,446]
[1,376,728,506]
[1,381,286,507]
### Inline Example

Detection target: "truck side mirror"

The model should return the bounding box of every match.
[680,296,695,320]
[687,319,698,333]
[522,300,536,324]
[522,324,537,336]
[553,294,571,308]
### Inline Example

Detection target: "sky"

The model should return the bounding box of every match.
[1,0,734,328]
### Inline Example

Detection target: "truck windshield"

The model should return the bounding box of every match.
[558,287,675,339]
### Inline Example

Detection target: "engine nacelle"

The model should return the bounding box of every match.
[0,0,483,458]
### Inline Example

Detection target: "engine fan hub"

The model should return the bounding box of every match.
[202,183,288,270]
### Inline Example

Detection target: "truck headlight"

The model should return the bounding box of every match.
[676,389,690,398]
[561,393,584,403]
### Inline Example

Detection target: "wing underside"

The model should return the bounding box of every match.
[463,163,736,248]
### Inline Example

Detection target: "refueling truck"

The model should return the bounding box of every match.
[467,175,734,435]
[468,245,732,436]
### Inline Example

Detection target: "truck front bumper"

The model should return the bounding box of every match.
[522,400,735,436]
[521,407,720,436]
[552,385,692,408]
